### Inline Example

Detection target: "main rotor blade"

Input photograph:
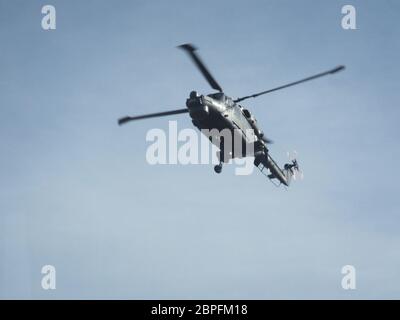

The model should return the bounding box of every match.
[118,108,188,125]
[178,43,223,92]
[234,65,345,103]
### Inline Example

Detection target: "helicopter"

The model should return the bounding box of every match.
[118,44,345,186]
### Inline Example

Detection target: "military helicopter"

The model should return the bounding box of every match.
[118,44,345,186]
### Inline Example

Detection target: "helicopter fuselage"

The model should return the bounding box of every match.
[186,91,265,162]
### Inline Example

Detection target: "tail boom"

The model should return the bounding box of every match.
[254,152,298,186]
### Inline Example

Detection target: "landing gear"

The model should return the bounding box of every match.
[214,150,224,174]
[214,163,223,174]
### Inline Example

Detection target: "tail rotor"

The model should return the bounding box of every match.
[285,151,304,181]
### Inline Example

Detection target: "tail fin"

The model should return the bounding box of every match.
[283,158,303,185]
[254,150,303,187]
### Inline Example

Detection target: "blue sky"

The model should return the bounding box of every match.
[0,0,399,299]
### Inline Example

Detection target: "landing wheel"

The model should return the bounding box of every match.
[214,164,222,174]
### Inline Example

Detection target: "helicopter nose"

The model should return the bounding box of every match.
[186,94,209,120]
[186,92,202,108]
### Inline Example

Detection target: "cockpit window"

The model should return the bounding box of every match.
[242,109,251,118]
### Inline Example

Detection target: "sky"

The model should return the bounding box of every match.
[0,0,399,299]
